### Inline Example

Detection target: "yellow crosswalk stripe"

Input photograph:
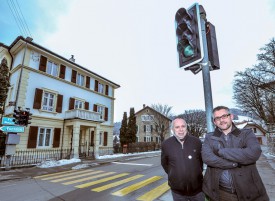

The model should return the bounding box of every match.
[62,171,105,185]
[74,172,116,188]
[67,173,129,188]
[112,176,162,197]
[136,182,170,201]
[34,170,77,179]
[51,170,102,183]
[92,174,144,192]
[41,169,93,180]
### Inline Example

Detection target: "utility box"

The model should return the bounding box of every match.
[5,144,16,155]
[5,133,20,145]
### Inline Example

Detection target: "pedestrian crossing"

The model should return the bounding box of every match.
[34,169,170,201]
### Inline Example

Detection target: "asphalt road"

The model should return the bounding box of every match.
[0,155,172,201]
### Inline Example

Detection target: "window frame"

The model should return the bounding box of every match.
[37,127,53,148]
[76,73,85,86]
[46,60,58,76]
[42,91,55,112]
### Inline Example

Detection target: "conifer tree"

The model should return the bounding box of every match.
[119,112,128,146]
[0,58,10,115]
[127,107,137,143]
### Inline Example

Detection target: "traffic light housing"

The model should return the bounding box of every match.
[206,21,220,70]
[13,108,21,125]
[25,109,32,126]
[175,3,204,71]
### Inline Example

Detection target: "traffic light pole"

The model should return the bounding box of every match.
[199,14,214,132]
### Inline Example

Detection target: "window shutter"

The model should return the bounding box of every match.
[103,132,108,146]
[59,65,66,79]
[53,128,61,148]
[151,137,153,142]
[151,125,153,132]
[56,94,63,113]
[144,137,146,142]
[85,102,89,110]
[86,76,90,88]
[71,70,77,83]
[69,98,75,110]
[105,85,109,95]
[104,107,108,121]
[33,88,43,109]
[90,130,94,146]
[27,126,38,148]
[144,125,146,132]
[93,104,97,112]
[39,55,47,72]
[95,80,98,92]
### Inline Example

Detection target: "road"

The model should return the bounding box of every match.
[0,155,171,201]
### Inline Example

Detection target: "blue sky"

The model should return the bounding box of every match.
[1,0,275,122]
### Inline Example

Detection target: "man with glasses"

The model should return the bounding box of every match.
[202,106,269,201]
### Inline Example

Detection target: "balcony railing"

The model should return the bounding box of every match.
[65,109,104,122]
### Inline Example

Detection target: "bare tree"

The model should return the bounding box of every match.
[177,110,207,138]
[233,38,275,124]
[149,104,173,143]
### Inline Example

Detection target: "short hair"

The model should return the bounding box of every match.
[171,118,186,129]
[212,106,230,114]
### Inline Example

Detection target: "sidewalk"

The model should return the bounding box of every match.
[0,148,275,200]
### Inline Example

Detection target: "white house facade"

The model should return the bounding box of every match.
[0,36,120,160]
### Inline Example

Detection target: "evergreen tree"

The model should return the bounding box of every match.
[127,107,137,143]
[119,112,128,146]
[0,58,10,115]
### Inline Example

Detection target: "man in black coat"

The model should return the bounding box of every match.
[202,106,269,201]
[161,118,204,201]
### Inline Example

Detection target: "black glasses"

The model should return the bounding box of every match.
[213,114,230,122]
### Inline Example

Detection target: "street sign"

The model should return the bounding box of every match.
[1,117,15,125]
[0,126,25,133]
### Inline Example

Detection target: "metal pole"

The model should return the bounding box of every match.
[200,16,214,132]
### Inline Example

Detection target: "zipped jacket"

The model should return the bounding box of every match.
[161,134,203,196]
[202,125,269,201]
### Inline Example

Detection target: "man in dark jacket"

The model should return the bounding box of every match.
[202,106,269,201]
[161,118,204,201]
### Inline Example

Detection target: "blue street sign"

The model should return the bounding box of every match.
[0,126,25,133]
[1,117,15,125]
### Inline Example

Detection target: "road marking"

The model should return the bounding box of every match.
[51,170,101,182]
[111,162,153,166]
[136,182,170,201]
[74,172,116,188]
[92,174,144,192]
[34,170,77,179]
[62,171,104,185]
[41,169,93,180]
[67,173,129,188]
[112,176,162,196]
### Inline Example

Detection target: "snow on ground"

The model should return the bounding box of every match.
[36,151,160,169]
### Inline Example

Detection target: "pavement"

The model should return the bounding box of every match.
[0,146,275,201]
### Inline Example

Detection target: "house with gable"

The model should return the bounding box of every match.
[0,36,120,163]
[135,104,172,143]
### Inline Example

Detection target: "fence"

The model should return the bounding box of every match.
[0,148,71,168]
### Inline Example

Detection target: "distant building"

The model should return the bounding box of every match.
[135,105,172,143]
[0,36,120,161]
[235,121,267,145]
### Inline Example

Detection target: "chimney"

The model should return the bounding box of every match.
[143,104,146,108]
[69,55,75,62]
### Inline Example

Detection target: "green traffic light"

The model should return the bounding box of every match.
[183,45,194,57]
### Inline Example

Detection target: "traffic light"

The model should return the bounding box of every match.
[206,21,220,70]
[25,109,32,126]
[13,108,21,125]
[175,3,204,72]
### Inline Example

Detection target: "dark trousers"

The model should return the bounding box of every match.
[171,191,205,201]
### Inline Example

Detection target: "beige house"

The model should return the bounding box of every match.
[235,121,267,145]
[0,36,120,162]
[135,105,171,143]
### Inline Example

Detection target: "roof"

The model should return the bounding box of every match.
[135,106,172,122]
[234,121,267,134]
[5,36,120,88]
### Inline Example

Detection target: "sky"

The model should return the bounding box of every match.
[1,0,275,122]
